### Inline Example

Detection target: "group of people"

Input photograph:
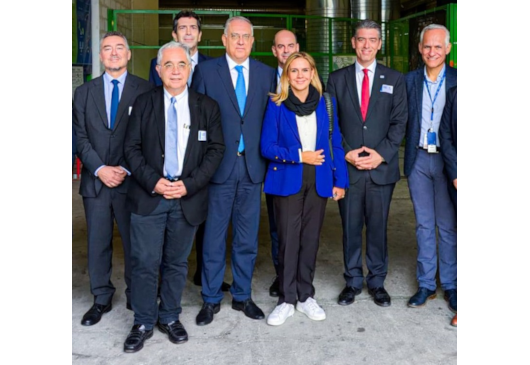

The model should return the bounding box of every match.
[73,11,457,354]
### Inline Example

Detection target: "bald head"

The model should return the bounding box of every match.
[272,30,299,69]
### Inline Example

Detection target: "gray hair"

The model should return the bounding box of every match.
[100,31,130,50]
[354,19,382,39]
[156,41,192,65]
[419,24,450,47]
[224,16,254,36]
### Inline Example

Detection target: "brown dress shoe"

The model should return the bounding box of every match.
[451,314,457,327]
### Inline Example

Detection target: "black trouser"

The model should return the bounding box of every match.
[274,165,327,305]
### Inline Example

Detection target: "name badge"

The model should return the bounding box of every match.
[427,129,437,153]
[198,130,207,141]
[381,84,393,94]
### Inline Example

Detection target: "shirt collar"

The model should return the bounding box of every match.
[190,51,199,66]
[226,54,250,71]
[423,64,446,84]
[163,85,188,104]
[355,60,377,74]
[103,70,128,85]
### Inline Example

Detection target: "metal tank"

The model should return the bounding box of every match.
[305,0,352,81]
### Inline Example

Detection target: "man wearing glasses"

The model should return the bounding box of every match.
[191,16,276,325]
[122,42,224,352]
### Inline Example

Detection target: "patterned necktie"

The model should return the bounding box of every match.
[110,79,120,129]
[164,97,179,178]
[235,65,246,153]
[360,68,370,122]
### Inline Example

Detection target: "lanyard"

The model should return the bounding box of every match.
[424,68,446,122]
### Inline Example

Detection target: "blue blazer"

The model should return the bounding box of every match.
[192,55,276,184]
[148,52,211,86]
[439,86,457,182]
[404,65,457,176]
[261,97,349,198]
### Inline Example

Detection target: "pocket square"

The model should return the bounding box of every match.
[129,106,133,115]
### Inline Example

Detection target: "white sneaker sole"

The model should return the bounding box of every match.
[296,306,326,321]
[267,308,294,326]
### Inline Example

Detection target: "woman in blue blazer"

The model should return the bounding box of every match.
[261,52,348,326]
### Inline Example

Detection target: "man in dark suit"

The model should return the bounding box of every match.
[191,16,276,325]
[404,24,457,313]
[147,10,228,292]
[439,85,457,327]
[122,42,225,353]
[73,31,152,326]
[327,20,407,308]
[148,11,211,88]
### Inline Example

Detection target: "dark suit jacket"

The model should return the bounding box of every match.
[403,65,457,176]
[192,55,276,184]
[327,62,408,185]
[149,52,211,86]
[439,86,457,183]
[123,87,225,226]
[261,97,349,197]
[73,73,152,197]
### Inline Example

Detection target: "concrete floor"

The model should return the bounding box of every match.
[72,149,457,365]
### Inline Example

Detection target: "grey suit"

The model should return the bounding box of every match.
[73,72,152,305]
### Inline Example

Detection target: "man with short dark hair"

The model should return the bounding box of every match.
[73,31,152,326]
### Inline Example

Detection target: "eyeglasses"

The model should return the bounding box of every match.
[162,62,190,71]
[228,33,252,42]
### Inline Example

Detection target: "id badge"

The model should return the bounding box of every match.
[427,129,437,153]
[198,130,207,141]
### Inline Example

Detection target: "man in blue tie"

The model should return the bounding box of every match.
[192,16,276,325]
[73,31,152,326]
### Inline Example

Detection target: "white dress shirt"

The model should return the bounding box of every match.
[226,54,249,94]
[296,111,317,162]
[163,87,191,178]
[355,60,377,104]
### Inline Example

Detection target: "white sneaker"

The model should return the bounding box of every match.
[296,297,326,321]
[267,303,295,326]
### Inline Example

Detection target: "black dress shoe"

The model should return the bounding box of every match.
[269,276,280,297]
[196,302,221,326]
[221,282,231,292]
[338,286,362,306]
[81,303,112,326]
[157,320,188,344]
[232,298,265,320]
[368,287,391,307]
[124,324,153,353]
[408,287,437,308]
[193,275,231,292]
[444,289,457,313]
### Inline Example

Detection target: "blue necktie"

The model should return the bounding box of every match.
[110,79,119,129]
[164,97,178,179]
[235,65,246,153]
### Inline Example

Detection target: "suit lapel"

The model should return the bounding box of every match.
[183,89,199,172]
[415,69,424,127]
[316,98,326,144]
[284,105,301,145]
[113,74,137,131]
[89,77,109,129]
[365,64,383,122]
[346,65,363,123]
[217,57,241,115]
[243,59,257,118]
[153,87,166,150]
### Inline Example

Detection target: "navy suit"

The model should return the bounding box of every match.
[192,55,276,303]
[149,52,211,86]
[327,62,407,290]
[404,65,457,291]
[439,86,457,210]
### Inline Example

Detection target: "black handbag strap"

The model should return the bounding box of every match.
[323,92,334,163]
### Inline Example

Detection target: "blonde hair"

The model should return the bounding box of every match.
[271,52,323,106]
